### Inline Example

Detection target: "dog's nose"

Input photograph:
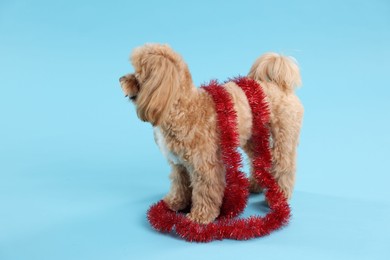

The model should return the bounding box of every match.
[119,76,126,82]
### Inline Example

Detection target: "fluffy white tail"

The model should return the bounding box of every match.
[248,52,301,92]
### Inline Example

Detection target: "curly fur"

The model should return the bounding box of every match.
[120,44,303,224]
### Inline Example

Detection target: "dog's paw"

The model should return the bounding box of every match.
[249,177,263,194]
[186,210,218,224]
[163,195,189,212]
[187,213,213,224]
[279,186,292,201]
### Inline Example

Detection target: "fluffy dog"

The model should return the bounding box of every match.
[120,44,303,224]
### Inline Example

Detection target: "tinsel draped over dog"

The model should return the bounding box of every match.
[147,77,291,242]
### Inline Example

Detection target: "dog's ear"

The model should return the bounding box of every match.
[131,44,181,126]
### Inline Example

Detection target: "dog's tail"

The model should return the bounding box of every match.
[248,52,301,92]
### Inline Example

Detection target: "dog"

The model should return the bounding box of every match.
[120,44,303,224]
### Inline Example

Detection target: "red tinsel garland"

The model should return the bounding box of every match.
[147,77,291,242]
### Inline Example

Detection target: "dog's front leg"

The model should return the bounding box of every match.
[187,161,225,224]
[163,164,192,212]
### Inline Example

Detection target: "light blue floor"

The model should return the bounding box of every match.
[1,0,389,259]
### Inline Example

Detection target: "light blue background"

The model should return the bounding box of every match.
[1,0,389,259]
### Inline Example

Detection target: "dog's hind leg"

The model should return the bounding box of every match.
[268,98,303,200]
[243,141,264,194]
[243,97,303,200]
[163,164,192,212]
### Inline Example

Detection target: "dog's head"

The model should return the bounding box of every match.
[120,44,192,126]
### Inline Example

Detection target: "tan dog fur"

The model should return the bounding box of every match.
[120,44,303,224]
